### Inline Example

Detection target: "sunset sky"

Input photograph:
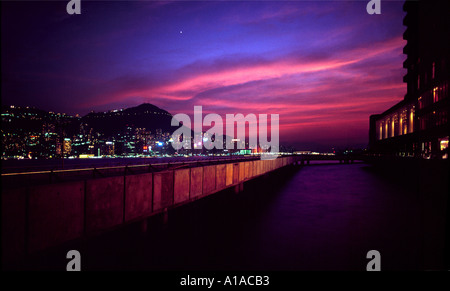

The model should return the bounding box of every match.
[1,0,407,150]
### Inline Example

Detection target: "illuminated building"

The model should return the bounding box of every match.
[103,141,115,156]
[56,138,72,156]
[369,0,449,159]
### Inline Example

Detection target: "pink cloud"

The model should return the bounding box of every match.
[85,35,405,148]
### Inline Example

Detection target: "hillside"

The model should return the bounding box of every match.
[81,103,175,136]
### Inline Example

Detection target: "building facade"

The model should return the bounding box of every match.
[369,0,449,159]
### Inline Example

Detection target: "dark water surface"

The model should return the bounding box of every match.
[20,163,448,271]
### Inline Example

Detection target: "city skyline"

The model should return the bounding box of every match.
[2,1,406,150]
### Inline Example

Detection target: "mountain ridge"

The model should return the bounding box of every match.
[81,103,175,136]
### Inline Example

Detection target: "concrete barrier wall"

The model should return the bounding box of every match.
[216,164,226,191]
[28,181,85,252]
[174,169,190,204]
[226,163,233,186]
[1,187,27,263]
[233,163,240,184]
[153,171,174,211]
[255,160,261,176]
[239,162,245,182]
[86,176,124,233]
[244,162,250,180]
[190,167,203,198]
[248,161,254,178]
[2,156,298,260]
[125,173,152,222]
[203,165,216,195]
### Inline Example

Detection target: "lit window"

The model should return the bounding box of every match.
[378,124,383,140]
[440,137,448,159]
[433,87,438,102]
[391,118,395,137]
[384,121,388,139]
[409,109,414,133]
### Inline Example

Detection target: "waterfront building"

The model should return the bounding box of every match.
[369,0,449,159]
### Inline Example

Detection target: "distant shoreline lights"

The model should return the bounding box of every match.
[171,106,279,160]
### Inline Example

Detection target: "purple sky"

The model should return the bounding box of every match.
[1,1,406,150]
